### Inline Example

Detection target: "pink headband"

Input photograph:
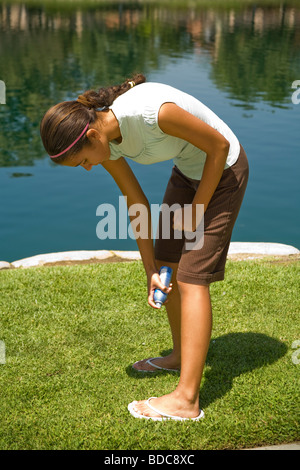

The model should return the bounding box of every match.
[50,122,90,158]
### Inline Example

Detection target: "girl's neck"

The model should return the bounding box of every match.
[96,109,122,143]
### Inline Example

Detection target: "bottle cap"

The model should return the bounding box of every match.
[155,301,162,308]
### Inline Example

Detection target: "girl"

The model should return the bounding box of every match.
[40,74,249,421]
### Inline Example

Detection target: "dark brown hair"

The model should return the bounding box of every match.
[40,73,146,164]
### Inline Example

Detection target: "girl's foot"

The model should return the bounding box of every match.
[129,392,201,420]
[132,354,180,372]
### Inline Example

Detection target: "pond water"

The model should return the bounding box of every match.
[0,1,299,262]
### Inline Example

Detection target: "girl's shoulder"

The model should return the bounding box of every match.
[110,82,191,119]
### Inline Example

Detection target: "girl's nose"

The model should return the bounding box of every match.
[83,163,93,171]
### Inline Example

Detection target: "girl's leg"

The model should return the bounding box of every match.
[133,260,181,371]
[131,280,212,418]
[175,281,212,403]
[132,148,248,411]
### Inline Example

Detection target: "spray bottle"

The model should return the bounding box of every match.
[153,266,173,308]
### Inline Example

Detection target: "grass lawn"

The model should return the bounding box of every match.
[0,258,299,450]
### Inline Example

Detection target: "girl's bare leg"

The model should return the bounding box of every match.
[131,281,212,418]
[132,261,181,371]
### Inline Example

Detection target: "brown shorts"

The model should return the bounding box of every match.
[154,145,249,285]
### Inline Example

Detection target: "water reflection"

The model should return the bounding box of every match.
[10,172,33,178]
[0,2,300,167]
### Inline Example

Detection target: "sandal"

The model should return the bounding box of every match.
[132,357,180,373]
[128,397,204,421]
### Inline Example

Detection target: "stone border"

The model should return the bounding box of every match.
[0,250,141,270]
[0,242,299,270]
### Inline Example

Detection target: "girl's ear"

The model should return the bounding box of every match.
[86,128,100,141]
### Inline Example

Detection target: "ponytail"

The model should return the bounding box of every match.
[77,73,146,109]
[40,73,146,164]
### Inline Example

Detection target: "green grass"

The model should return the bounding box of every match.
[0,258,299,450]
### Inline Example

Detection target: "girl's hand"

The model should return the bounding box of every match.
[173,204,203,233]
[147,271,172,309]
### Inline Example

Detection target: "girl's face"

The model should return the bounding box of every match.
[63,130,111,171]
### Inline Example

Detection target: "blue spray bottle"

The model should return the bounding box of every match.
[153,266,173,308]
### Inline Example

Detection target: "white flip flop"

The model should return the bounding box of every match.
[128,397,204,422]
[132,357,180,373]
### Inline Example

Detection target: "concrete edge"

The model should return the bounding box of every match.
[1,250,142,269]
[0,242,299,270]
[246,441,300,450]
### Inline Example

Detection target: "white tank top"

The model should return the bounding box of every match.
[109,82,240,180]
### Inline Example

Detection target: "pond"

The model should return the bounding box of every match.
[0,1,299,262]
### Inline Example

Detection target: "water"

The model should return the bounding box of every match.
[0,1,299,262]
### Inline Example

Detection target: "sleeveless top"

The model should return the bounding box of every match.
[109,82,240,180]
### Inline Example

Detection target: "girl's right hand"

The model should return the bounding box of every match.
[147,271,172,309]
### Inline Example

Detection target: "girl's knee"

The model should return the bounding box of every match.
[177,280,210,294]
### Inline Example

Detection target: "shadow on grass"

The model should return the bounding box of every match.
[201,332,287,408]
[126,332,287,408]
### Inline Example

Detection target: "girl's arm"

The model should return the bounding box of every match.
[101,157,170,307]
[158,102,230,231]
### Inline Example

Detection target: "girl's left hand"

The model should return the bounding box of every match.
[147,271,172,309]
[173,204,203,232]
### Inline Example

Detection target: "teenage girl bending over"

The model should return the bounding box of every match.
[40,74,249,421]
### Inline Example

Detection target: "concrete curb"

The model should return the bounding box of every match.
[228,242,299,256]
[1,250,142,269]
[247,442,300,450]
[0,242,299,270]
